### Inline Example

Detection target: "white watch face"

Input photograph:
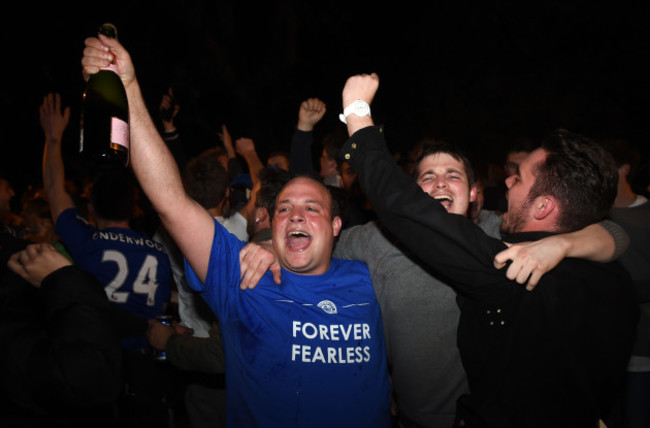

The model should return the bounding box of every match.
[340,100,371,124]
[353,100,370,116]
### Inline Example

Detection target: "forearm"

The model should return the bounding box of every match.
[562,220,628,262]
[241,151,264,188]
[345,115,374,137]
[42,139,74,221]
[126,79,213,280]
[128,80,185,212]
[223,137,236,160]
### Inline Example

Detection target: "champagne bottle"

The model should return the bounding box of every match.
[79,23,129,168]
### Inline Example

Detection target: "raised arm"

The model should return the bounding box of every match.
[159,87,189,171]
[235,137,264,190]
[81,34,214,282]
[219,123,237,164]
[39,93,74,223]
[234,137,264,221]
[340,74,508,297]
[218,124,245,179]
[288,98,326,177]
[297,97,327,132]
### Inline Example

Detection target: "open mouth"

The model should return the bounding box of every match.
[433,194,453,209]
[286,230,312,251]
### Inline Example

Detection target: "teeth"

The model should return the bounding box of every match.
[289,231,309,237]
[433,195,452,201]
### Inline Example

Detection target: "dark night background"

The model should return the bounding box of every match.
[3,1,650,203]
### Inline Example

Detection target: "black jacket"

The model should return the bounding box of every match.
[0,232,122,427]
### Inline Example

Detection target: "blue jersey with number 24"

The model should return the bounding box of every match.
[56,208,171,323]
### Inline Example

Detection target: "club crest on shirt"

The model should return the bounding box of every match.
[317,300,337,314]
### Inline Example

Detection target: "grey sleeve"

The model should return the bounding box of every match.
[600,219,630,261]
[333,222,376,262]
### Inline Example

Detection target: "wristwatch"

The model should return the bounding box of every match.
[339,100,371,124]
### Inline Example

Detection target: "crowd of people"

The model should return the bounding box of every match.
[0,29,649,428]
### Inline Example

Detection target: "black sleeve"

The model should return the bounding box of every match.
[289,128,319,179]
[342,126,509,299]
[26,266,123,409]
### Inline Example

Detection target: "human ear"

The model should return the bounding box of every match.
[618,163,630,180]
[533,196,557,221]
[469,184,478,203]
[331,216,343,237]
[256,207,268,224]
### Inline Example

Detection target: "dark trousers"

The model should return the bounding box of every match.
[118,351,186,428]
[606,371,650,428]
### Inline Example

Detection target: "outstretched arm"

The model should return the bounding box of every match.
[82,34,214,282]
[40,93,74,223]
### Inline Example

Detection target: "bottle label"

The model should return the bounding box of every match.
[103,63,119,74]
[111,117,129,149]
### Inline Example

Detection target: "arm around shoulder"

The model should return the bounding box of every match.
[494,220,628,290]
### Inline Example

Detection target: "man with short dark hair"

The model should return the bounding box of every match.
[82,34,391,427]
[339,73,638,427]
[266,151,290,171]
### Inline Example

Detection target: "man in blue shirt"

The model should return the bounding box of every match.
[81,33,391,428]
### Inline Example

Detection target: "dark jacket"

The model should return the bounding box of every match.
[0,232,122,428]
[342,126,639,428]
